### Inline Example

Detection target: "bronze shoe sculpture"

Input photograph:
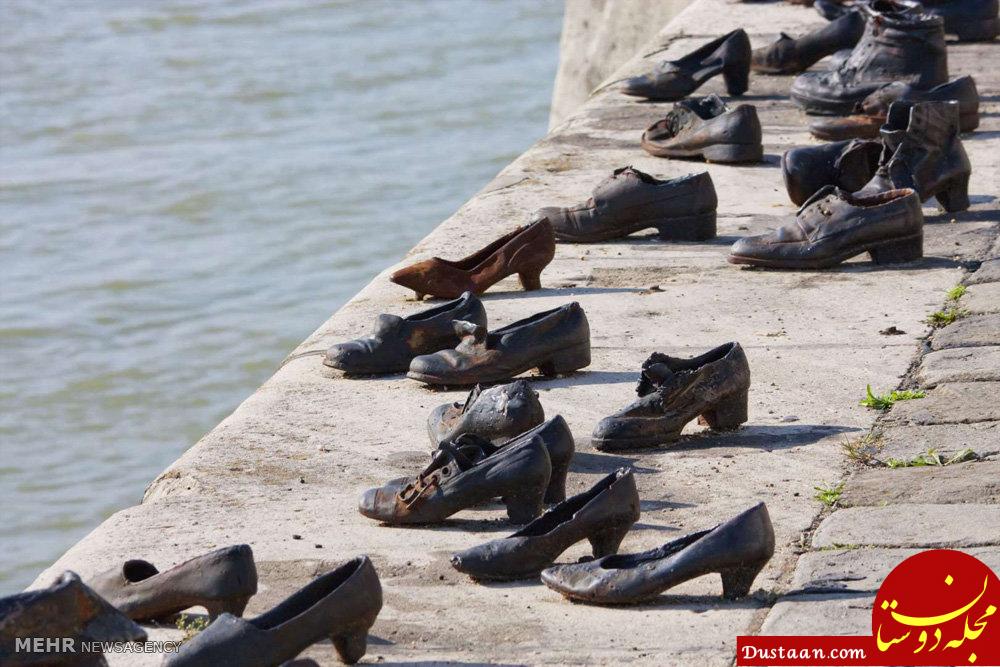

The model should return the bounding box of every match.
[450,468,640,581]
[540,502,775,604]
[730,186,924,269]
[407,302,590,386]
[0,572,147,667]
[921,0,1000,41]
[751,9,864,75]
[389,218,555,299]
[427,380,545,445]
[782,138,882,206]
[534,167,718,243]
[856,101,972,212]
[592,343,751,451]
[324,291,486,375]
[164,556,382,666]
[622,30,751,100]
[809,75,980,140]
[641,95,763,164]
[359,433,552,525]
[87,544,257,622]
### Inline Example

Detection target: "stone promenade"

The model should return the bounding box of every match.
[31,0,999,664]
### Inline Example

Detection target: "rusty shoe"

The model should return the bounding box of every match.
[390,218,555,299]
[164,556,382,666]
[359,433,552,525]
[641,95,763,164]
[782,138,882,206]
[730,186,924,269]
[427,380,545,445]
[622,29,751,100]
[0,572,146,667]
[751,9,864,75]
[86,545,257,622]
[540,502,774,604]
[450,468,640,581]
[408,302,591,386]
[324,292,486,375]
[534,167,718,243]
[592,343,751,451]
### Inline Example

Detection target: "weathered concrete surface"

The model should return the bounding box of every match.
[916,345,1000,386]
[884,382,1000,425]
[964,281,1000,314]
[760,593,874,636]
[30,0,1000,664]
[840,461,1000,506]
[874,421,1000,464]
[930,313,1000,350]
[812,504,1000,549]
[967,257,1000,284]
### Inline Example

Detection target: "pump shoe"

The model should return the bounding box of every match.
[88,545,257,622]
[164,556,381,666]
[730,186,924,269]
[407,302,590,386]
[592,343,750,451]
[450,468,640,581]
[534,167,718,243]
[390,218,555,299]
[540,502,774,605]
[427,380,545,445]
[782,138,882,206]
[359,433,551,525]
[856,101,972,212]
[641,95,763,163]
[809,76,980,140]
[0,572,146,667]
[323,292,486,375]
[751,9,864,74]
[622,30,751,100]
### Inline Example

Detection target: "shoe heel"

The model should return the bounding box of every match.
[868,234,923,265]
[699,389,748,430]
[502,484,546,524]
[518,270,543,291]
[332,628,368,664]
[935,175,971,213]
[720,560,767,600]
[655,211,717,241]
[537,341,590,376]
[702,143,763,164]
[588,523,632,558]
[203,595,251,619]
[723,61,749,96]
[544,458,569,504]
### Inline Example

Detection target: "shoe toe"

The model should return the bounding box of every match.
[358,487,388,520]
[407,353,440,380]
[621,75,654,98]
[730,234,770,259]
[323,343,358,370]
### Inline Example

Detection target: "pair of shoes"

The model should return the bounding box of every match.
[752,9,865,75]
[809,75,980,140]
[535,167,718,243]
[360,415,576,525]
[785,101,971,209]
[641,95,763,164]
[389,218,555,299]
[621,30,751,101]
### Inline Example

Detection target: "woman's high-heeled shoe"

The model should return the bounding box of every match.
[540,502,774,605]
[164,556,382,666]
[451,468,640,581]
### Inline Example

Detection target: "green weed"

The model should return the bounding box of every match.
[946,284,967,301]
[176,614,209,643]
[814,482,845,508]
[859,384,926,410]
[886,448,979,468]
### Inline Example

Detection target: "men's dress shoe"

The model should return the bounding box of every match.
[920,0,1000,40]
[592,343,751,451]
[641,95,763,163]
[324,292,486,375]
[450,468,640,581]
[87,545,257,622]
[534,167,718,243]
[359,433,552,525]
[540,502,775,604]
[407,302,591,386]
[164,556,382,666]
[751,9,864,74]
[809,75,980,140]
[791,4,948,115]
[622,30,751,100]
[389,218,555,299]
[729,186,924,269]
[856,101,972,212]
[782,138,882,206]
[427,380,545,445]
[0,572,146,667]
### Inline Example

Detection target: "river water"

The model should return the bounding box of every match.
[0,0,562,593]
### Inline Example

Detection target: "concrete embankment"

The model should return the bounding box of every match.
[32,0,999,664]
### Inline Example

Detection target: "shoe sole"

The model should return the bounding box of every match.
[592,433,682,451]
[642,141,763,164]
[728,232,924,270]
[407,342,591,386]
[555,211,717,244]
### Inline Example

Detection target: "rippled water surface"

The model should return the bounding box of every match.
[0,0,562,592]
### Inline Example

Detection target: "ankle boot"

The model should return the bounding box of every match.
[792,4,949,115]
[856,101,972,212]
[752,9,864,74]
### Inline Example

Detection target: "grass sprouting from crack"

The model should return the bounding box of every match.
[885,447,979,468]
[176,614,209,643]
[814,482,845,508]
[946,284,967,301]
[859,384,926,410]
[927,307,969,327]
[842,433,884,466]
